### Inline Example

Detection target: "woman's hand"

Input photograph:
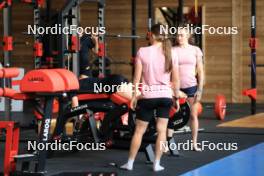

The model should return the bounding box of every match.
[172,98,180,112]
[179,90,188,98]
[173,91,186,113]
[174,99,180,113]
[194,90,202,102]
[130,96,138,111]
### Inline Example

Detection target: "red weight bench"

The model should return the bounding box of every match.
[70,93,130,143]
[0,68,79,176]
[75,88,187,130]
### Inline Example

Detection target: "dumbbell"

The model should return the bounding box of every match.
[197,94,227,120]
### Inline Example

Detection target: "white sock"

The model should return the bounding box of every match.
[120,159,134,170]
[153,160,164,172]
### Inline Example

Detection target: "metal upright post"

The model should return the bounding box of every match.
[178,0,184,24]
[250,0,256,114]
[33,3,42,69]
[97,0,105,77]
[148,0,153,31]
[3,1,12,120]
[131,0,136,78]
[70,3,80,76]
[58,12,65,69]
[37,96,54,172]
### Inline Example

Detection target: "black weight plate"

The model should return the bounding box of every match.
[169,102,191,130]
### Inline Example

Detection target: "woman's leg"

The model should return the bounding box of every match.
[167,128,174,139]
[167,116,174,144]
[121,119,148,170]
[71,96,79,107]
[154,118,169,171]
[188,98,201,151]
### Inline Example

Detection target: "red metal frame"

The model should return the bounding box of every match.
[21,0,45,7]
[37,0,45,7]
[0,0,12,9]
[0,121,19,176]
[0,1,6,9]
[243,88,257,100]
[6,0,12,6]
[70,35,79,52]
[3,36,13,51]
[33,42,43,57]
[98,43,105,57]
[249,38,258,49]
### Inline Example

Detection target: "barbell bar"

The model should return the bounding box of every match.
[22,31,178,40]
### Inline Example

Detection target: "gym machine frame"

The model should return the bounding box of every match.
[57,0,105,77]
[250,0,257,114]
[242,0,258,114]
[2,0,12,121]
[1,0,44,121]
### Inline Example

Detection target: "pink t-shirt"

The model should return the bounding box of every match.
[136,44,178,99]
[173,45,203,89]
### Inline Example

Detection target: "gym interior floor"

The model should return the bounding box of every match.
[1,103,264,176]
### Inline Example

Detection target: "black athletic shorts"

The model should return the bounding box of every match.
[136,98,173,122]
[181,86,198,97]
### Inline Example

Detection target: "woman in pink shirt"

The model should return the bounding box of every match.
[121,24,180,172]
[172,25,205,151]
